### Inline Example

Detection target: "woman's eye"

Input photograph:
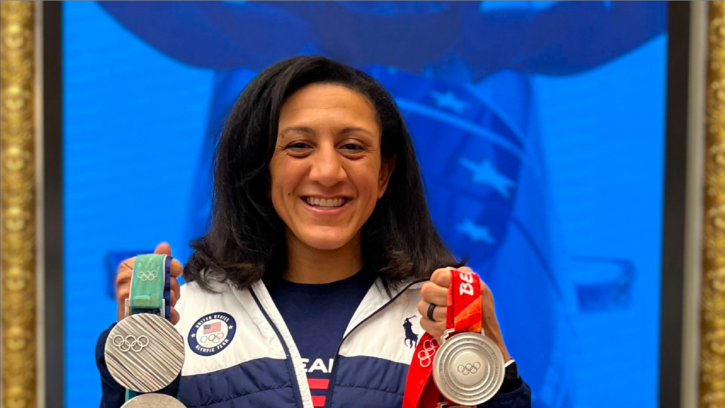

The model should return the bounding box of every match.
[287,142,311,150]
[341,144,364,152]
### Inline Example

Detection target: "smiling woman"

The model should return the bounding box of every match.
[96,56,530,408]
[184,56,456,291]
[271,84,394,279]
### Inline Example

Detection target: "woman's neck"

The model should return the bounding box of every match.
[283,230,364,284]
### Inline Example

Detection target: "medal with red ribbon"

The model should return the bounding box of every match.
[403,269,505,407]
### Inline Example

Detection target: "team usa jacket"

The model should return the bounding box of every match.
[97,278,531,407]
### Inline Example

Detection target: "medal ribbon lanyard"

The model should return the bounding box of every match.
[127,254,170,318]
[403,269,482,408]
[124,254,172,401]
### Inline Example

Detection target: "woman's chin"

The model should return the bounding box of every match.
[299,232,355,251]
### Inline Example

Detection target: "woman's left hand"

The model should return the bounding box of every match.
[418,266,511,362]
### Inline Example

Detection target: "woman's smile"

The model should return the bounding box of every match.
[301,196,352,215]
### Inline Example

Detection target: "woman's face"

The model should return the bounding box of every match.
[270,83,394,251]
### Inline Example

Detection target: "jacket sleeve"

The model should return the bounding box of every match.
[96,324,182,408]
[478,380,531,408]
[96,324,126,408]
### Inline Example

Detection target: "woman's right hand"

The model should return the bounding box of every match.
[115,242,183,324]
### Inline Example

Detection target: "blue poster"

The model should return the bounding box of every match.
[63,2,667,407]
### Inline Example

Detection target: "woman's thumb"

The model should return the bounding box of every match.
[154,242,172,257]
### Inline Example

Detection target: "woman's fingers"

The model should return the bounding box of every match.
[170,277,181,306]
[170,308,180,325]
[170,258,183,278]
[116,258,134,288]
[420,281,447,306]
[419,316,445,340]
[154,242,172,256]
[116,257,135,321]
[417,300,446,322]
[430,267,453,288]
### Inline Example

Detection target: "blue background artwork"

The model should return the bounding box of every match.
[63,2,667,407]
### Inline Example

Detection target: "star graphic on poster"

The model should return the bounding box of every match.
[228,325,234,330]
[456,219,495,244]
[191,333,196,338]
[430,90,469,114]
[458,158,516,199]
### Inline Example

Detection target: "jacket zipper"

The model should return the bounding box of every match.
[323,279,426,408]
[250,288,307,408]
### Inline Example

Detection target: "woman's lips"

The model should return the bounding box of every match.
[300,196,351,215]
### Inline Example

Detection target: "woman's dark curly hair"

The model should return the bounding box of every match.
[185,56,460,291]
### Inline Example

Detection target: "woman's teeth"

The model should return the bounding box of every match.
[305,197,346,208]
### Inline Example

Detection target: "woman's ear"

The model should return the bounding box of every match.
[378,155,397,199]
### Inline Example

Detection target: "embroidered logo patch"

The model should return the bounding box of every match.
[188,312,236,356]
[403,315,419,349]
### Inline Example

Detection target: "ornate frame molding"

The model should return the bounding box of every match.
[703,2,725,407]
[1,2,36,407]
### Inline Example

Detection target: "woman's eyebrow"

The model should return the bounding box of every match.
[340,126,375,137]
[279,126,315,138]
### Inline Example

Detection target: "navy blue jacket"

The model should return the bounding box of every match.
[97,279,530,407]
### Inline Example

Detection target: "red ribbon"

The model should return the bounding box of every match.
[403,269,483,408]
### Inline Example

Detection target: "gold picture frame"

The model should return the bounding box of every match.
[1,1,36,407]
[703,2,725,407]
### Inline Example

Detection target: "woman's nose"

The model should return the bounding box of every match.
[309,144,346,186]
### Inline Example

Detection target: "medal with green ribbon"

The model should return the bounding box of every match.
[104,254,185,406]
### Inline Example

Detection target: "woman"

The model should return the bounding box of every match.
[96,56,531,408]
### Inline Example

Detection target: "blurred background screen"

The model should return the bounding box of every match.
[62,2,668,407]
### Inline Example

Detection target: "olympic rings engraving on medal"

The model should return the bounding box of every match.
[137,269,158,281]
[112,334,150,353]
[105,313,185,393]
[432,333,505,405]
[456,362,481,376]
[417,338,438,368]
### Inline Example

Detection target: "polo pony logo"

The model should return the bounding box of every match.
[403,316,419,348]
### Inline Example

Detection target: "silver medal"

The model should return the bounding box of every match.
[105,313,185,393]
[121,393,187,408]
[432,331,505,406]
